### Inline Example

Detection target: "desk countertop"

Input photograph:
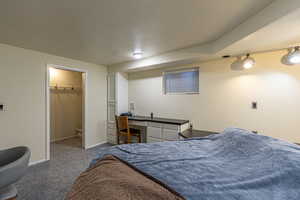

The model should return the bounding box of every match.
[128,115,189,125]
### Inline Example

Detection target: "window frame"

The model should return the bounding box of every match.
[162,68,200,95]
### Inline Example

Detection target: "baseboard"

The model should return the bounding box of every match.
[51,135,79,143]
[29,159,47,166]
[85,141,107,149]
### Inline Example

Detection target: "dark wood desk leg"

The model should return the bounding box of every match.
[117,134,120,144]
[138,134,142,143]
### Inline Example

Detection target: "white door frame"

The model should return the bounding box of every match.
[46,64,88,161]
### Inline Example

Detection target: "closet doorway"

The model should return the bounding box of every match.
[46,64,87,161]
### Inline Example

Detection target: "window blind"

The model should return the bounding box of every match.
[163,68,199,94]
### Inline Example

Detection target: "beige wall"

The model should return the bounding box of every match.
[129,50,300,143]
[50,69,82,142]
[0,43,107,164]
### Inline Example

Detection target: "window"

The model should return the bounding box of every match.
[163,68,199,94]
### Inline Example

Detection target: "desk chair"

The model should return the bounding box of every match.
[115,116,142,144]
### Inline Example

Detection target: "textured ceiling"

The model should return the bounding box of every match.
[219,8,300,56]
[0,0,273,65]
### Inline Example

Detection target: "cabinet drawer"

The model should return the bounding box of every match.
[107,135,117,144]
[147,136,163,143]
[148,122,163,128]
[147,127,162,138]
[128,120,147,126]
[163,124,179,130]
[163,129,179,141]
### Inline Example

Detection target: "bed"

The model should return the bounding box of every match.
[66,128,300,200]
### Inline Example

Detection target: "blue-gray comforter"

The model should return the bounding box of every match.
[93,128,300,200]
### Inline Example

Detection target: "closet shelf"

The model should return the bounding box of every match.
[50,84,82,90]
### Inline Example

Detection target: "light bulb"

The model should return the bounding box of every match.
[242,54,255,69]
[133,52,143,59]
[288,48,300,64]
[282,47,300,65]
[243,59,254,69]
[290,56,300,64]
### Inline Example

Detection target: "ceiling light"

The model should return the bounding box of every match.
[242,54,255,69]
[231,54,255,71]
[132,52,143,59]
[282,47,300,65]
[281,49,293,66]
[231,56,244,71]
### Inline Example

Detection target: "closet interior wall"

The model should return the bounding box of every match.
[50,68,83,143]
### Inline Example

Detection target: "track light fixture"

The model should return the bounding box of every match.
[132,51,143,59]
[230,46,300,70]
[231,56,244,71]
[242,54,255,69]
[281,46,300,65]
[231,54,255,71]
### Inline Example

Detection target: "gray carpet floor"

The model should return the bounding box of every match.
[15,138,112,200]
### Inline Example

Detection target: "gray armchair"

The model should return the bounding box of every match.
[0,146,30,200]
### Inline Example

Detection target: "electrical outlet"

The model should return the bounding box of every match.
[252,102,257,109]
[129,102,135,113]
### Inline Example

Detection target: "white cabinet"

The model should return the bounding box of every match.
[108,73,116,102]
[147,127,162,138]
[107,73,117,144]
[163,129,179,141]
[146,122,187,143]
[147,137,163,143]
[106,72,129,145]
[128,120,189,143]
[107,125,117,144]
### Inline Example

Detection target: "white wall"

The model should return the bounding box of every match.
[129,50,300,143]
[0,43,107,164]
[50,69,82,142]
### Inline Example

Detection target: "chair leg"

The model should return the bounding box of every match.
[117,135,120,145]
[127,134,131,144]
[138,134,142,143]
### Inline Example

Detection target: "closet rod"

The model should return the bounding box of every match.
[50,84,81,90]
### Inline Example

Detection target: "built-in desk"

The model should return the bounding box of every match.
[128,116,189,143]
[179,129,218,139]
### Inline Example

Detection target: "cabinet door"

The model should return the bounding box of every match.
[107,72,117,123]
[107,72,117,144]
[108,102,116,123]
[147,127,162,139]
[163,128,179,141]
[147,136,163,143]
[107,128,117,144]
[163,124,179,131]
[107,73,116,102]
[148,122,163,128]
